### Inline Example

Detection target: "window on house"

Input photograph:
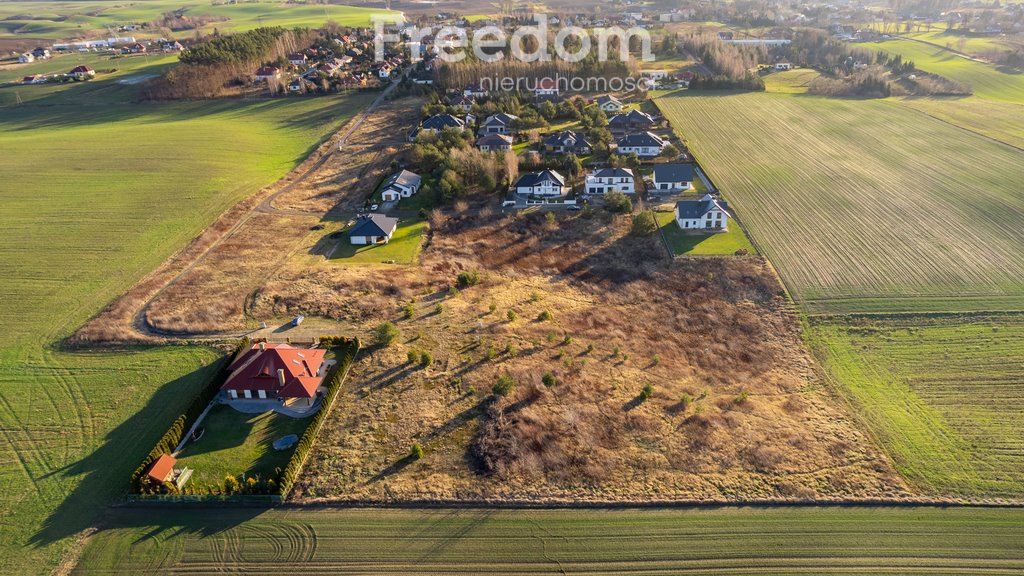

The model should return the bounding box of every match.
[258,390,267,399]
[243,389,251,399]
[229,389,237,399]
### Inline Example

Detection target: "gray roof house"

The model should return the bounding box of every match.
[674,194,730,231]
[512,169,567,196]
[479,112,519,135]
[475,133,514,152]
[542,130,592,154]
[608,109,655,132]
[650,163,694,192]
[349,214,399,245]
[615,131,665,157]
[595,94,623,113]
[381,169,422,201]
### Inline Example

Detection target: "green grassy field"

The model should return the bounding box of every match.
[330,219,427,264]
[655,210,756,256]
[656,91,1024,314]
[807,314,1024,498]
[74,506,1024,574]
[876,38,1024,104]
[0,0,393,41]
[0,58,371,573]
[898,96,1024,150]
[762,68,820,94]
[173,405,311,488]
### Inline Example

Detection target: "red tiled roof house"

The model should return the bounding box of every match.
[221,343,327,406]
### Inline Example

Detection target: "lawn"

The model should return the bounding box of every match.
[656,91,1024,314]
[762,68,821,93]
[0,57,371,574]
[655,210,756,256]
[329,219,427,264]
[173,405,311,488]
[807,314,1024,498]
[0,0,396,41]
[876,38,1024,104]
[75,506,1024,573]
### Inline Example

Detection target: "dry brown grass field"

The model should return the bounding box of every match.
[250,208,909,502]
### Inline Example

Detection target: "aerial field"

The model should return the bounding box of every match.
[656,91,1024,314]
[807,314,1024,498]
[875,38,1024,103]
[0,0,394,41]
[75,506,1024,574]
[0,60,371,573]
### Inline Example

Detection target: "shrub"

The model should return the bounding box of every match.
[375,322,400,347]
[630,210,658,236]
[651,354,661,366]
[420,351,433,367]
[604,190,633,213]
[407,349,419,364]
[545,211,556,225]
[403,301,415,319]
[679,392,692,410]
[507,309,518,321]
[562,334,572,346]
[410,443,424,460]
[456,270,481,288]
[542,371,557,387]
[485,345,497,360]
[492,374,516,396]
[435,303,444,315]
[530,291,541,302]
[505,343,516,355]
[489,302,498,314]
[224,475,241,495]
[537,310,552,321]
[640,383,654,400]
[612,345,621,358]
[585,343,594,354]
[735,390,749,404]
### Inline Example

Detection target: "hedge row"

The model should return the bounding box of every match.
[277,336,360,498]
[129,337,250,494]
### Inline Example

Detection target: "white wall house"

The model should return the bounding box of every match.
[380,169,421,202]
[650,163,694,192]
[675,194,730,231]
[513,170,567,196]
[774,62,793,70]
[595,94,623,113]
[615,132,665,157]
[349,214,399,244]
[584,168,635,194]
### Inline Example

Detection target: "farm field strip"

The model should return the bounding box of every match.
[0,59,372,573]
[896,96,1024,150]
[807,314,1024,498]
[74,506,1024,574]
[656,91,1024,314]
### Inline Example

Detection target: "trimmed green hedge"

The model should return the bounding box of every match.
[277,336,360,498]
[130,337,249,494]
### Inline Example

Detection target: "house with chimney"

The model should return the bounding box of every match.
[221,342,328,407]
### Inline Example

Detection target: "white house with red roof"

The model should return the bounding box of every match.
[254,66,282,81]
[221,342,327,406]
[68,65,95,79]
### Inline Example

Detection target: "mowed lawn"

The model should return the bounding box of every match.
[75,506,1024,574]
[0,61,372,574]
[173,405,311,488]
[656,91,1024,314]
[330,219,427,264]
[655,210,756,256]
[807,314,1024,498]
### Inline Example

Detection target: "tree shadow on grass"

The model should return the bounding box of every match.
[27,350,267,548]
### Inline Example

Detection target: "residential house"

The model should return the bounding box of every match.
[254,66,282,81]
[447,94,475,112]
[22,74,46,84]
[463,83,487,98]
[18,53,34,63]
[414,113,466,139]
[615,131,665,157]
[68,65,95,79]
[512,170,568,196]
[650,163,695,192]
[478,112,518,135]
[534,78,559,97]
[595,94,623,113]
[584,167,635,194]
[160,40,183,52]
[288,78,309,92]
[774,62,793,70]
[288,52,307,66]
[31,47,50,59]
[376,63,393,78]
[675,194,730,231]
[542,130,592,155]
[128,42,146,53]
[221,342,327,406]
[475,133,513,152]
[381,169,422,201]
[608,109,655,133]
[349,213,399,244]
[642,69,668,81]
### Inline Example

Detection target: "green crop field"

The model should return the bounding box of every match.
[807,314,1024,498]
[656,91,1024,314]
[0,0,394,41]
[74,506,1024,574]
[876,38,1024,104]
[898,96,1024,150]
[0,57,372,574]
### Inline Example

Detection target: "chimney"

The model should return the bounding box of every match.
[259,342,266,350]
[277,369,286,388]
